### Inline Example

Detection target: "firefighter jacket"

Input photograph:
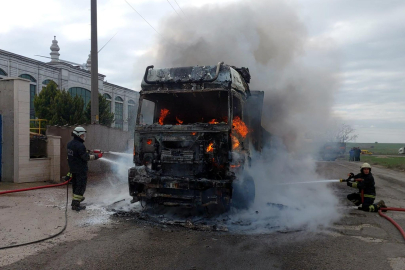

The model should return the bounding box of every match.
[67,136,92,173]
[351,172,376,197]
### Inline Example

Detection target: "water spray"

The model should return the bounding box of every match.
[99,157,122,166]
[279,179,348,185]
[108,151,133,157]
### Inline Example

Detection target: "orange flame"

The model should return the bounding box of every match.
[159,108,170,125]
[230,164,241,168]
[206,142,214,153]
[146,139,152,145]
[232,116,248,138]
[208,119,219,124]
[176,117,183,125]
[231,135,240,149]
[191,132,197,135]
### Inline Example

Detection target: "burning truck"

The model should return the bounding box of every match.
[128,62,267,211]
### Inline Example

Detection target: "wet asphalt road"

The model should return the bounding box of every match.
[2,161,405,270]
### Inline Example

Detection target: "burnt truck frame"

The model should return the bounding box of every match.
[128,62,265,211]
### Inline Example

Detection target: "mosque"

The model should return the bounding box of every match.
[0,37,139,131]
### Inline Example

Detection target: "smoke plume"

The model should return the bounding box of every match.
[136,0,342,231]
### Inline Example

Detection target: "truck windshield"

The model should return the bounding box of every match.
[139,91,229,125]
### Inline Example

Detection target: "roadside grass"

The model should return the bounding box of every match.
[345,155,405,171]
[346,143,404,155]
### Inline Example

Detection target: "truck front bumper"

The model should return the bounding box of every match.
[128,166,232,208]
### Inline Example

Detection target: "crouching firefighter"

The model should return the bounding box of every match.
[67,127,103,211]
[346,163,387,212]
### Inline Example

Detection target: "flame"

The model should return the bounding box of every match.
[230,164,241,168]
[176,117,183,125]
[232,116,248,138]
[209,119,219,124]
[231,135,240,149]
[191,132,197,135]
[206,142,214,153]
[159,108,170,125]
[146,139,152,145]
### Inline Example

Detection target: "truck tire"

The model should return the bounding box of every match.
[232,174,255,209]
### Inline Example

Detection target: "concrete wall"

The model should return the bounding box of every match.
[0,78,61,183]
[47,124,133,176]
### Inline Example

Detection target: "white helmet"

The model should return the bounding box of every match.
[361,163,371,170]
[72,126,86,138]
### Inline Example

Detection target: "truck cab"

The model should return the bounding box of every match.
[128,62,263,211]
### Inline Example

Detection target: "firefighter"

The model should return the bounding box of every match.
[346,163,386,212]
[67,126,103,211]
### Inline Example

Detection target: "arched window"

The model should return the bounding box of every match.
[115,96,124,129]
[19,74,37,82]
[68,87,91,107]
[19,74,37,119]
[0,68,7,77]
[42,79,57,86]
[103,93,112,112]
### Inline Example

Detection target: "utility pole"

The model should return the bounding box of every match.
[91,0,99,124]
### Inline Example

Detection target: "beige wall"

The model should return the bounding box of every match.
[47,124,133,176]
[0,78,61,183]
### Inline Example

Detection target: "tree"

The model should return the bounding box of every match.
[34,81,58,120]
[84,94,114,126]
[51,90,86,125]
[335,123,358,143]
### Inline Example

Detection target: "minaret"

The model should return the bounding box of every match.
[86,53,91,71]
[50,36,60,62]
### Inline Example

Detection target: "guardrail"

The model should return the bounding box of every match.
[30,119,47,134]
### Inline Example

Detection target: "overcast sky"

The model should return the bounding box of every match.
[1,0,404,143]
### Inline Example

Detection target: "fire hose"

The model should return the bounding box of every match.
[0,150,103,250]
[0,177,71,250]
[378,208,405,241]
[341,177,405,241]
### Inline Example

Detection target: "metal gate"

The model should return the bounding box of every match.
[0,114,2,181]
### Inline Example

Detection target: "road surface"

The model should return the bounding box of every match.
[1,161,405,270]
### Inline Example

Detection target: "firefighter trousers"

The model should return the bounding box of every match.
[347,193,378,212]
[71,172,87,201]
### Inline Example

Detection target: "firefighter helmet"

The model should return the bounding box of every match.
[361,163,371,170]
[72,126,87,138]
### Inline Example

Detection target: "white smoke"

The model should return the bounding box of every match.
[226,138,340,233]
[134,0,342,231]
[91,152,140,212]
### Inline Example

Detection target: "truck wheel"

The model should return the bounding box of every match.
[232,175,255,209]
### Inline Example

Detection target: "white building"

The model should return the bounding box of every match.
[0,37,139,131]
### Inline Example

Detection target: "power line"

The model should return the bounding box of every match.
[174,0,186,16]
[98,31,119,53]
[124,0,160,35]
[167,0,181,17]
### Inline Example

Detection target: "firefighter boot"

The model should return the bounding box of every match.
[71,200,86,211]
[377,200,387,212]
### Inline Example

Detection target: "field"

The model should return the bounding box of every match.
[357,155,405,171]
[344,142,405,170]
[346,142,404,155]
